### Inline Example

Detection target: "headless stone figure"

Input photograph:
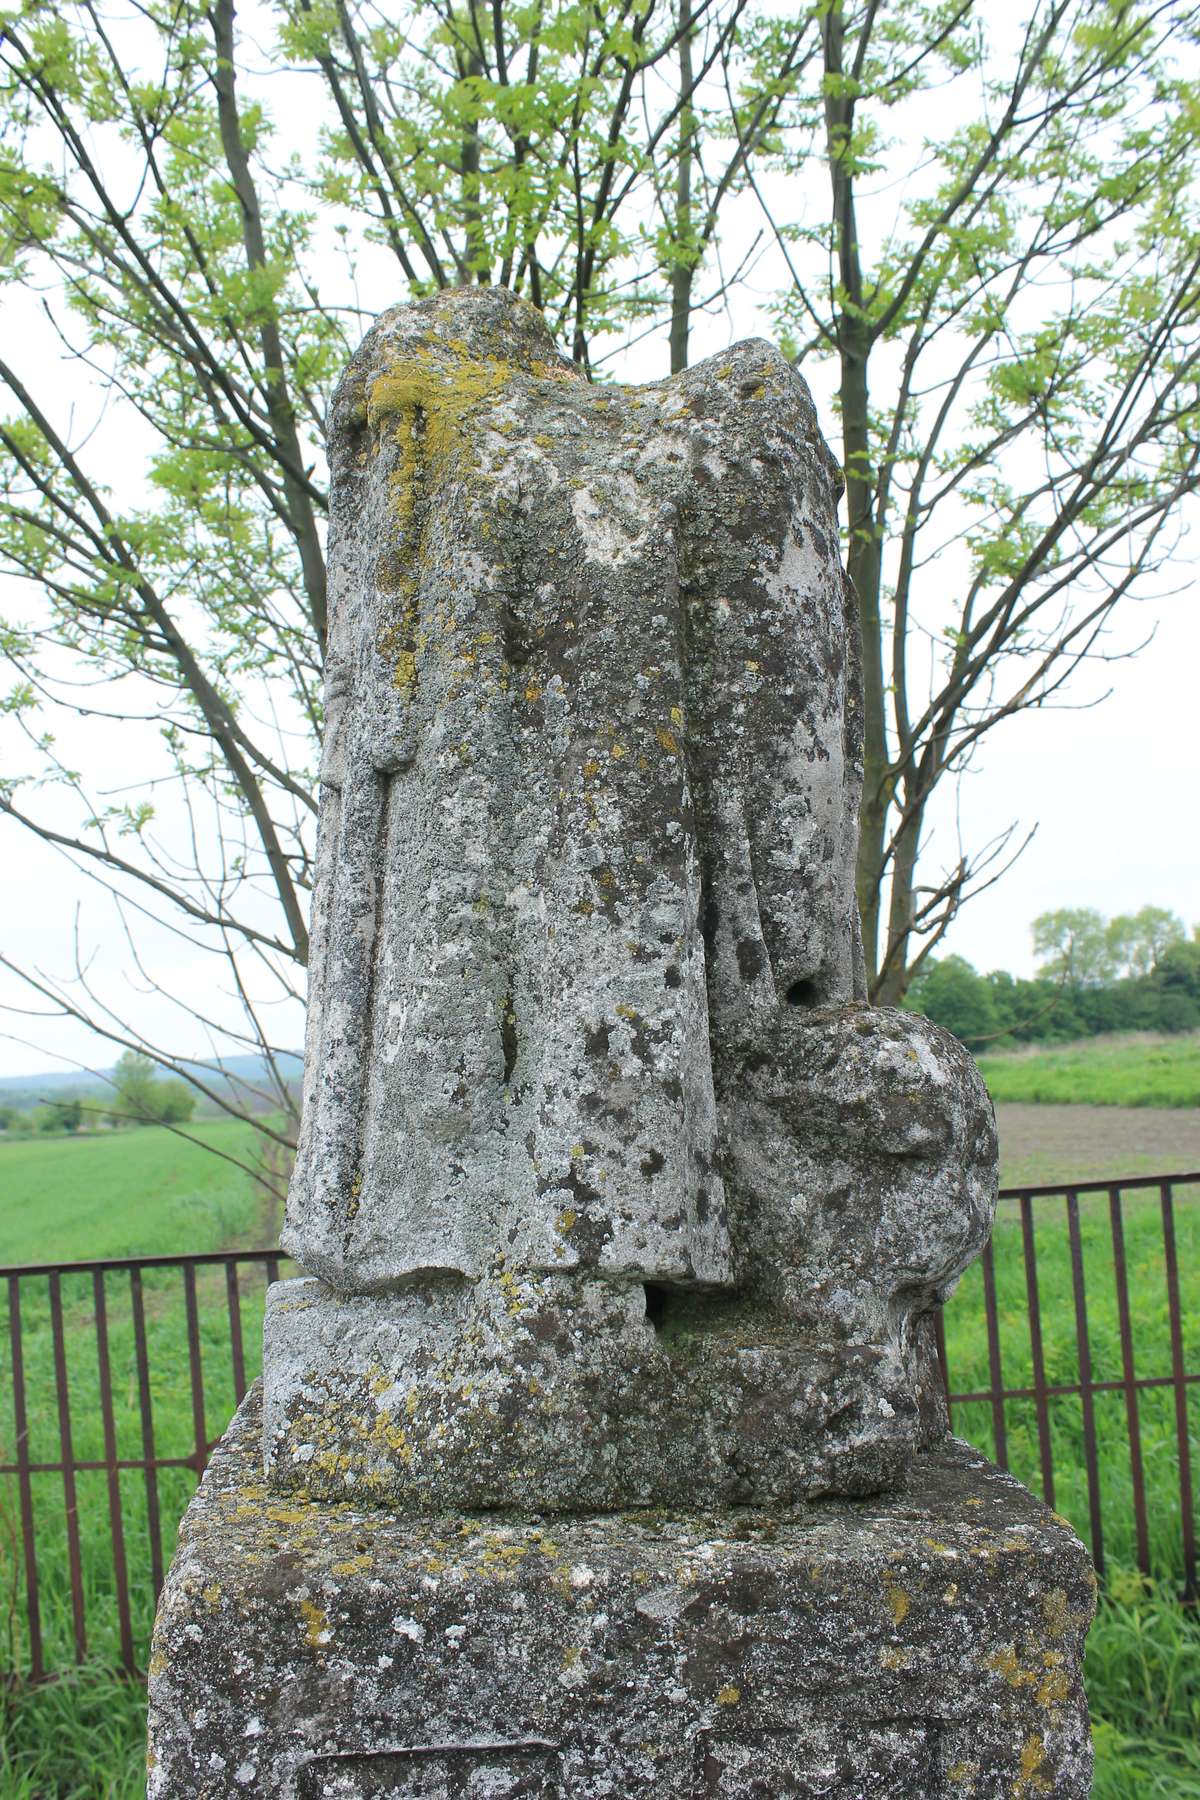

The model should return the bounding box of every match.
[265,288,996,1509]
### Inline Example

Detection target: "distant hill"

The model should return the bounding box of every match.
[0,1051,302,1115]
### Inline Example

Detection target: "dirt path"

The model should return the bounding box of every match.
[997,1103,1200,1188]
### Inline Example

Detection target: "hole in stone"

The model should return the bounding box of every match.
[499,994,518,1084]
[643,1283,670,1331]
[785,977,818,1007]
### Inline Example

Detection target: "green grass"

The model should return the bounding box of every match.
[1087,1575,1200,1798]
[0,1119,268,1265]
[0,1667,146,1798]
[978,1031,1200,1108]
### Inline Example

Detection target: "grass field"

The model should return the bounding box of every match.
[0,1120,273,1265]
[979,1030,1200,1109]
[1,1107,1198,1795]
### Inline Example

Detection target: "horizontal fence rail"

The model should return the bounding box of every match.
[2,1173,1197,1684]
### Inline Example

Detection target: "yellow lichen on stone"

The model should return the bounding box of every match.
[1040,1587,1072,1637]
[201,1583,221,1611]
[986,1643,1036,1689]
[299,1597,331,1649]
[882,1573,910,1625]
[716,1685,741,1705]
[497,1264,525,1317]
[329,1555,371,1578]
[1036,1663,1071,1709]
[879,1645,913,1670]
[1012,1733,1052,1795]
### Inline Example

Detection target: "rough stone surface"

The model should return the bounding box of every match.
[266,286,998,1505]
[148,1388,1095,1798]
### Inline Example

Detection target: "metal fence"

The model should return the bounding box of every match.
[2,1172,1196,1683]
[2,1249,283,1683]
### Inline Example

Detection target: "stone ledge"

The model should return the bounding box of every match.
[147,1386,1094,1798]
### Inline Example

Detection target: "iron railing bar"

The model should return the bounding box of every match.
[3,1170,1199,1688]
[0,1454,213,1476]
[0,1249,285,1279]
[92,1269,135,1673]
[993,1171,1200,1203]
[0,1171,1190,1281]
[1109,1185,1151,1575]
[6,1274,44,1680]
[1066,1190,1105,1578]
[980,1237,1008,1470]
[1160,1180,1197,1601]
[225,1261,247,1407]
[947,1371,1200,1405]
[182,1264,208,1478]
[1018,1196,1055,1509]
[933,1310,953,1430]
[130,1267,165,1600]
[48,1271,87,1662]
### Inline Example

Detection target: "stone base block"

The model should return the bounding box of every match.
[148,1387,1094,1799]
[261,1276,945,1513]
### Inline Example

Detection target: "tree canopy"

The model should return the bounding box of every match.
[1,0,1198,1163]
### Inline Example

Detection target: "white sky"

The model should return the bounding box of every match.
[0,9,1196,1082]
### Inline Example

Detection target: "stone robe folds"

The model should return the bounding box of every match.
[284,289,862,1296]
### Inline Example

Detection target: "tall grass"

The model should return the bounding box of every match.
[0,1666,146,1798]
[1087,1574,1200,1799]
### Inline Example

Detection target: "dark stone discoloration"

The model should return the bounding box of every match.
[147,1389,1095,1798]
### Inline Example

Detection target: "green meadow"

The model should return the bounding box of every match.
[1,1111,1197,1796]
[978,1031,1200,1110]
[0,1119,271,1266]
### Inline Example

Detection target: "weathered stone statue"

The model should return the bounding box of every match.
[147,290,1094,1798]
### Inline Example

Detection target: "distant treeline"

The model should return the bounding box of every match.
[906,906,1200,1052]
[0,1052,194,1135]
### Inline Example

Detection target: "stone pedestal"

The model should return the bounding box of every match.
[147,1388,1094,1798]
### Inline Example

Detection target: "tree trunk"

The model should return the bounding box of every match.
[876,790,923,1006]
[209,0,328,652]
[669,0,696,375]
[461,4,487,279]
[822,7,888,993]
